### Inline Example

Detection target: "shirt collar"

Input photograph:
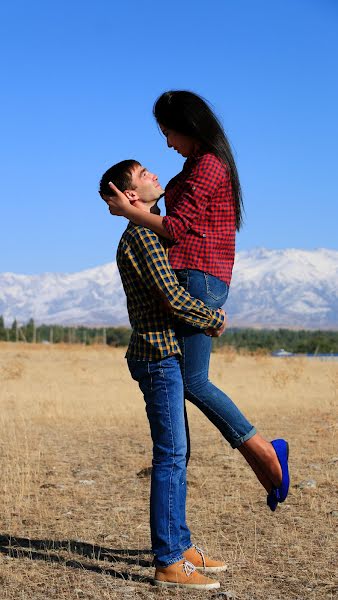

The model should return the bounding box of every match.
[184,149,206,169]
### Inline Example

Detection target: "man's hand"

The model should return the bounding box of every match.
[205,309,227,337]
[100,182,131,217]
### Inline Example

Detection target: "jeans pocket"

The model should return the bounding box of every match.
[204,273,229,303]
[127,358,143,381]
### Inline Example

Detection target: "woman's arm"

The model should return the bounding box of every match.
[101,182,172,239]
[101,154,225,240]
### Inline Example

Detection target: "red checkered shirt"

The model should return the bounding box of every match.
[162,152,236,285]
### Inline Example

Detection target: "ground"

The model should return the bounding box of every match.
[0,343,337,599]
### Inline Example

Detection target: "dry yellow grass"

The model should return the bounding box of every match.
[0,342,337,599]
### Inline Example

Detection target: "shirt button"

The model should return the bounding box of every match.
[202,233,206,238]
[192,186,196,191]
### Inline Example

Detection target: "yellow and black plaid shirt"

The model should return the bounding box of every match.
[117,222,224,361]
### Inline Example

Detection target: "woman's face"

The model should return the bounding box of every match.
[159,124,200,158]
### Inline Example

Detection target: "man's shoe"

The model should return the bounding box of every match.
[267,439,290,512]
[154,559,220,589]
[183,545,227,572]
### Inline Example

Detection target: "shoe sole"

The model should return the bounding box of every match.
[282,441,290,501]
[195,565,228,572]
[154,580,220,590]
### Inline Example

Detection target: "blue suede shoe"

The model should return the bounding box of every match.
[267,439,289,512]
[267,488,278,512]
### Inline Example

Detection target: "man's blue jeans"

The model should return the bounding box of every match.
[127,355,192,567]
[175,269,256,449]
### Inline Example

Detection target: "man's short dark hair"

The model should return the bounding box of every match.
[99,160,141,196]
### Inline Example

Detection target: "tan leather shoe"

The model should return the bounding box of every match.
[183,545,228,572]
[154,559,220,589]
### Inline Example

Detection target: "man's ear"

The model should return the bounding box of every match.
[124,189,139,202]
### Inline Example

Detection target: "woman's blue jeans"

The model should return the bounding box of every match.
[175,269,256,449]
[127,355,192,567]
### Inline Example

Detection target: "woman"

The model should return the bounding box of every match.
[105,90,289,511]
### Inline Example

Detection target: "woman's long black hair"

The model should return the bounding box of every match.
[153,90,244,231]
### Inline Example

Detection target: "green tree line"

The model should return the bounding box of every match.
[0,316,131,347]
[212,327,338,354]
[1,317,337,353]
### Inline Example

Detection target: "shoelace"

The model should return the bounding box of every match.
[194,544,206,568]
[183,560,196,577]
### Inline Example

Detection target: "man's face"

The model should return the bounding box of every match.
[129,165,164,204]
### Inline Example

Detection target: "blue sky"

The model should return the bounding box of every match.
[1,0,337,274]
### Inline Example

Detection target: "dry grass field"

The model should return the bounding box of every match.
[0,342,337,600]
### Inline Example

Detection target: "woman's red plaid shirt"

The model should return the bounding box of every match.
[162,152,236,285]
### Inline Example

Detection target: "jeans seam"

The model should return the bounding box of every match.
[147,361,152,392]
[161,359,175,554]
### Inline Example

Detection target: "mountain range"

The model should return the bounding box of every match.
[1,248,337,330]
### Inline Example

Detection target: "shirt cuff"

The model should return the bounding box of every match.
[162,215,176,240]
[163,215,188,242]
[209,309,225,330]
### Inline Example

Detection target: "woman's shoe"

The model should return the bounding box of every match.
[267,439,290,512]
[267,488,278,511]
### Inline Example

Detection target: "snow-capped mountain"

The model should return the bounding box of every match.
[229,248,338,329]
[0,248,337,329]
[0,263,127,327]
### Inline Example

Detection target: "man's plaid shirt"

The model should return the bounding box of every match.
[163,152,236,285]
[116,222,224,361]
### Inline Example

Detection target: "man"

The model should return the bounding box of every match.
[99,160,227,590]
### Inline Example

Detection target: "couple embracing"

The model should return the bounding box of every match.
[99,90,290,590]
